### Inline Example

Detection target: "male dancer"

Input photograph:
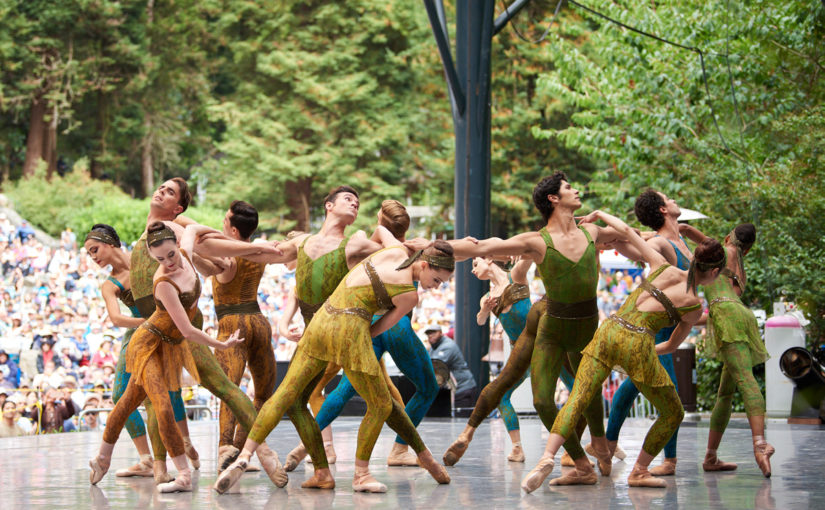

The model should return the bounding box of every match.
[130,178,286,487]
[430,172,628,485]
[596,189,693,476]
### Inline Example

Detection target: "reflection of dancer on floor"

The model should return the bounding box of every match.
[597,189,694,476]
[85,224,188,479]
[90,223,243,493]
[191,201,281,479]
[303,200,439,468]
[434,173,630,483]
[680,222,774,477]
[215,232,453,494]
[128,178,285,485]
[524,210,725,491]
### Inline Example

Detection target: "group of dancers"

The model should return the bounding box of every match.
[83,172,773,496]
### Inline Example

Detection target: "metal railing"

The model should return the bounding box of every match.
[78,404,213,423]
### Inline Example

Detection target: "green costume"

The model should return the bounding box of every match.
[705,269,769,432]
[552,265,694,456]
[130,233,256,460]
[249,249,428,462]
[531,226,602,460]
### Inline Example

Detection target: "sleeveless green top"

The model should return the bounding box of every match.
[537,226,599,317]
[130,232,160,319]
[703,269,769,366]
[294,234,351,323]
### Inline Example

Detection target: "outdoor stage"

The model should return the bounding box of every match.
[2,416,822,509]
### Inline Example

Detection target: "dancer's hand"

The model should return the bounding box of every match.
[460,236,479,244]
[481,294,497,312]
[404,237,430,251]
[283,325,303,343]
[576,210,602,225]
[218,330,244,350]
[255,241,283,257]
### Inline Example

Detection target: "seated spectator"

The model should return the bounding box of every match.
[0,349,20,387]
[90,338,116,368]
[78,402,102,432]
[0,370,14,391]
[37,387,79,434]
[35,338,56,374]
[425,324,478,409]
[0,399,26,438]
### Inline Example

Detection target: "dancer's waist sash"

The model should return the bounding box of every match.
[215,301,261,321]
[543,296,598,320]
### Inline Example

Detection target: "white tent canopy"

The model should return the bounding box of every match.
[678,207,709,221]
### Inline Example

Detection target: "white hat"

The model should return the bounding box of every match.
[423,324,442,334]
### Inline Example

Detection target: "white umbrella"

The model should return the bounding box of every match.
[677,207,708,222]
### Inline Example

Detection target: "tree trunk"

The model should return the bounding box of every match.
[141,117,154,197]
[285,177,312,232]
[43,102,58,179]
[90,91,108,179]
[22,97,47,178]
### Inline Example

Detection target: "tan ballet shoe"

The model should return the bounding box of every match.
[89,456,110,485]
[590,445,613,476]
[508,443,525,463]
[649,457,677,476]
[352,469,387,493]
[285,443,307,472]
[183,437,200,470]
[754,439,775,478]
[561,451,594,467]
[218,445,240,473]
[325,442,337,465]
[257,444,288,488]
[157,472,192,493]
[613,444,627,460]
[521,456,555,493]
[586,441,623,462]
[387,443,420,467]
[442,435,470,466]
[214,458,247,494]
[153,460,175,485]
[115,456,153,478]
[301,472,336,489]
[418,451,451,484]
[628,464,667,488]
[549,467,598,486]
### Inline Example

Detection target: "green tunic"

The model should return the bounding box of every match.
[294,234,351,323]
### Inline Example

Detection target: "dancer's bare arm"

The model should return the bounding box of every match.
[445,232,544,262]
[509,258,532,285]
[192,230,292,263]
[278,289,303,342]
[476,294,496,326]
[579,211,667,271]
[679,224,709,244]
[100,282,144,328]
[655,308,702,355]
[370,291,418,338]
[346,230,385,268]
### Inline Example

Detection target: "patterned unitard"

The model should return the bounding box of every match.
[131,235,256,460]
[552,265,694,457]
[213,257,276,450]
[605,237,691,458]
[704,270,769,433]
[248,249,429,462]
[103,251,203,458]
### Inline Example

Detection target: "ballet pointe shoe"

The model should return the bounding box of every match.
[89,441,114,485]
[301,470,336,489]
[549,466,598,486]
[703,450,738,472]
[257,444,288,488]
[627,464,667,488]
[285,443,307,472]
[352,467,387,493]
[115,454,153,477]
[649,458,677,476]
[307,441,336,465]
[157,455,192,493]
[387,443,420,467]
[508,443,525,463]
[753,438,775,478]
[182,437,199,470]
[561,450,593,467]
[417,450,451,484]
[590,444,613,476]
[587,441,624,461]
[214,458,248,494]
[218,445,240,473]
[153,460,175,484]
[443,434,470,466]
[521,456,555,493]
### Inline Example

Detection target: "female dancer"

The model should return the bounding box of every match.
[215,229,451,494]
[521,210,725,492]
[89,222,243,493]
[681,223,773,477]
[84,224,194,481]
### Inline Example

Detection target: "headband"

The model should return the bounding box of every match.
[146,227,176,246]
[686,249,727,294]
[396,249,455,272]
[85,231,119,247]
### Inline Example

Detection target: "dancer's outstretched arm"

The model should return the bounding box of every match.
[656,308,703,355]
[154,283,243,351]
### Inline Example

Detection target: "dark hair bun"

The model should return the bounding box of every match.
[694,238,725,265]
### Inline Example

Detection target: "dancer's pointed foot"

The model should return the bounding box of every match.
[285,443,307,472]
[443,434,470,466]
[214,458,247,494]
[587,441,624,461]
[183,437,200,470]
[628,464,667,488]
[89,456,111,485]
[418,450,450,484]
[753,439,775,478]
[325,442,337,465]
[218,445,240,473]
[561,451,593,467]
[153,460,175,484]
[353,468,387,493]
[590,444,613,476]
[508,443,525,463]
[549,466,598,486]
[614,444,628,460]
[157,471,192,493]
[649,457,677,476]
[387,443,420,467]
[521,456,555,493]
[702,454,738,472]
[301,470,335,489]
[115,455,153,478]
[257,444,288,488]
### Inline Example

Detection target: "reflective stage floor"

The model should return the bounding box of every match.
[2,416,823,509]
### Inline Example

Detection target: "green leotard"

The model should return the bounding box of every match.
[295,234,351,323]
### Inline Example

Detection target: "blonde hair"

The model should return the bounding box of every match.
[379,200,410,239]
